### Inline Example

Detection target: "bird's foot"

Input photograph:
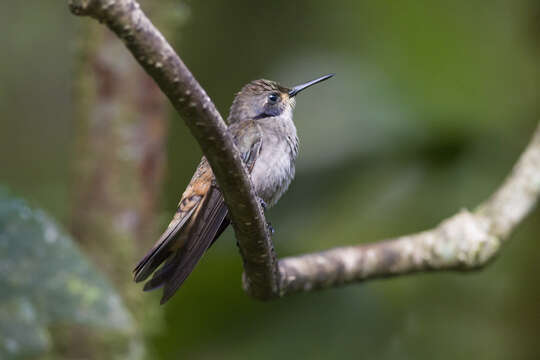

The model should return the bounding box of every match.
[256,197,273,234]
[267,222,275,235]
[258,197,268,211]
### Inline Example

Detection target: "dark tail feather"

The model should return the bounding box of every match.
[134,249,172,284]
[144,217,230,292]
[159,187,229,304]
[142,252,182,291]
[133,205,197,283]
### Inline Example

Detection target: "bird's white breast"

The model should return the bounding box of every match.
[251,116,298,207]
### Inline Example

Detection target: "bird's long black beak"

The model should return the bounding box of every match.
[288,73,334,97]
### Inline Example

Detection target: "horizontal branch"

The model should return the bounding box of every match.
[68,0,279,299]
[278,123,540,295]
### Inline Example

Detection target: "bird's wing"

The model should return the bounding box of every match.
[135,121,263,303]
[158,184,229,304]
[232,120,263,171]
[156,133,263,304]
[206,124,262,248]
[133,158,214,283]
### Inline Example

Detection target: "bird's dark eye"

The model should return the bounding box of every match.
[268,93,279,103]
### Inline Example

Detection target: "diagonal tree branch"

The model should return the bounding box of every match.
[278,123,540,295]
[68,0,278,299]
[69,0,540,300]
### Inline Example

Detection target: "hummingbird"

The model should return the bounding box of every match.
[133,74,334,304]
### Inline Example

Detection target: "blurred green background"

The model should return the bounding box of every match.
[1,0,539,359]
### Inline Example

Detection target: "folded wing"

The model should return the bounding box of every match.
[134,121,263,303]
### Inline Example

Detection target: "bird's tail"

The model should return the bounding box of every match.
[134,185,229,304]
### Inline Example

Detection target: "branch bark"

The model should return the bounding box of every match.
[68,0,279,299]
[69,0,540,300]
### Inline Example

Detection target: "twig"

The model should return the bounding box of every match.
[69,0,540,300]
[68,0,279,299]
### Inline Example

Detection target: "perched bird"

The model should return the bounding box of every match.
[133,74,334,304]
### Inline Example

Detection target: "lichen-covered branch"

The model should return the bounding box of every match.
[278,123,540,295]
[68,0,279,299]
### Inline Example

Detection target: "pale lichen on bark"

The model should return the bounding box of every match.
[478,126,540,239]
[69,0,540,300]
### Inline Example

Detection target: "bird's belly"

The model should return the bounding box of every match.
[251,143,295,207]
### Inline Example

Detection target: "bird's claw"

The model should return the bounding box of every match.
[258,197,268,211]
[267,222,275,235]
[256,197,273,233]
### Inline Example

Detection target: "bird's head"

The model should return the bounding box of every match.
[227,74,334,124]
